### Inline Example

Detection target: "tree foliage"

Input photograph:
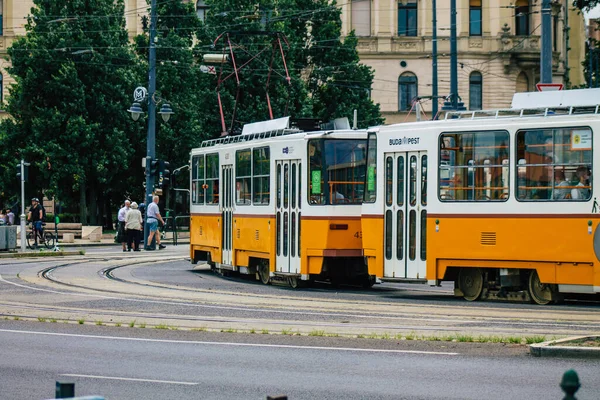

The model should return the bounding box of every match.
[134,0,218,173]
[0,0,143,223]
[575,0,600,11]
[199,0,383,131]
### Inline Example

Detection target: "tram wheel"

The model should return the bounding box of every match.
[458,268,483,301]
[258,261,270,285]
[288,276,299,289]
[528,270,553,305]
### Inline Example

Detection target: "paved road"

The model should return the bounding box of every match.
[0,321,598,400]
[0,246,599,339]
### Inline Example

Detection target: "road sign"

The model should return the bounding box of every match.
[536,83,563,92]
[133,86,148,102]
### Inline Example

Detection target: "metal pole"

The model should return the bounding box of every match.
[450,0,458,109]
[432,0,438,119]
[19,160,26,252]
[540,0,552,83]
[144,0,158,249]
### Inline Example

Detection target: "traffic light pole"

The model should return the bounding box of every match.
[143,0,158,249]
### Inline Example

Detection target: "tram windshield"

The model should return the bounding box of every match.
[308,138,367,205]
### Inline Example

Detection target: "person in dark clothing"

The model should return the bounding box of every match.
[27,198,43,248]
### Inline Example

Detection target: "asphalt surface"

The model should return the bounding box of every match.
[1,246,599,339]
[0,320,599,400]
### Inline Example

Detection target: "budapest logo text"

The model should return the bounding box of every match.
[389,137,420,146]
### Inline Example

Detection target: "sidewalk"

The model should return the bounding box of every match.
[0,235,189,258]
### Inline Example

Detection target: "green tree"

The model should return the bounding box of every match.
[0,0,144,225]
[199,0,382,131]
[575,0,600,10]
[134,0,218,174]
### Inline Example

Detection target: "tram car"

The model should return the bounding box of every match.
[190,117,372,287]
[362,88,600,304]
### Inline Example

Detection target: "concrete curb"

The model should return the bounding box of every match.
[0,250,84,259]
[530,335,600,358]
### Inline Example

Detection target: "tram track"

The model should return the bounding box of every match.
[1,255,599,338]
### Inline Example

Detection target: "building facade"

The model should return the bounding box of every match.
[340,0,587,123]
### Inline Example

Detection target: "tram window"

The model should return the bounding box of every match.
[385,210,392,260]
[409,156,417,206]
[284,164,289,208]
[397,156,405,206]
[291,164,297,209]
[298,212,301,257]
[386,157,393,206]
[438,130,509,202]
[421,155,428,206]
[206,153,219,205]
[516,127,592,202]
[252,147,270,205]
[308,138,367,205]
[409,210,416,261]
[420,210,427,261]
[365,133,377,203]
[298,163,302,209]
[192,155,205,205]
[236,149,252,205]
[276,212,281,256]
[396,210,403,260]
[277,164,282,208]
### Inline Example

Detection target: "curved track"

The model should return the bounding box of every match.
[0,248,599,339]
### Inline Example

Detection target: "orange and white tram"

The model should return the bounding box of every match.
[190,117,372,287]
[362,88,600,304]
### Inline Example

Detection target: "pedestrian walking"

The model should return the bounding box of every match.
[145,195,166,250]
[125,202,143,251]
[6,209,15,225]
[117,200,131,252]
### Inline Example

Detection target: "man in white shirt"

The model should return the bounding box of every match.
[571,166,591,200]
[117,200,130,251]
[145,195,166,250]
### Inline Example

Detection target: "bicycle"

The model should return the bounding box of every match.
[26,222,55,250]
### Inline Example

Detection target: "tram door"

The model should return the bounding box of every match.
[221,165,234,265]
[383,152,427,279]
[275,160,301,274]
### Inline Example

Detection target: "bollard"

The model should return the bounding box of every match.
[266,396,288,400]
[55,381,75,398]
[560,369,580,400]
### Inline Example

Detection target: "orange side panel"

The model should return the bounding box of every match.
[427,216,600,286]
[361,217,384,278]
[190,214,222,263]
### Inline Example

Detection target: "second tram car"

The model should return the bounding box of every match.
[190,117,373,287]
[362,88,600,304]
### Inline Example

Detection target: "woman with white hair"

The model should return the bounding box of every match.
[125,202,143,251]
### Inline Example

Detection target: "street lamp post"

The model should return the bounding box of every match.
[127,0,173,249]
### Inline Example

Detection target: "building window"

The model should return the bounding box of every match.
[352,0,371,37]
[0,0,4,36]
[515,0,529,36]
[0,73,3,105]
[516,71,529,92]
[398,0,417,37]
[398,72,417,111]
[196,1,208,22]
[469,71,482,110]
[469,0,482,36]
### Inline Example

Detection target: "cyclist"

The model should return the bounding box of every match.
[27,198,44,248]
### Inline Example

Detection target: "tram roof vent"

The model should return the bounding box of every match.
[444,88,600,121]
